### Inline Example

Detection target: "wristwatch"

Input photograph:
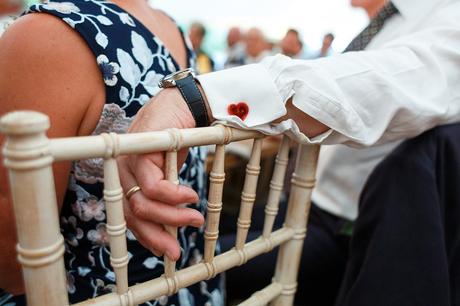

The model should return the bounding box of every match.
[158,68,209,128]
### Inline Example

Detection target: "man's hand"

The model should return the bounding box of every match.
[118,88,205,260]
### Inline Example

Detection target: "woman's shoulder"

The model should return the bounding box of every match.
[0,13,105,138]
[3,13,84,56]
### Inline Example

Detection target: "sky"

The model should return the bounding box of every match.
[151,0,369,55]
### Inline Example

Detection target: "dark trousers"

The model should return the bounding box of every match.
[222,124,460,306]
[338,124,460,306]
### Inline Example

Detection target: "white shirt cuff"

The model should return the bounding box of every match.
[197,58,330,144]
[197,63,286,127]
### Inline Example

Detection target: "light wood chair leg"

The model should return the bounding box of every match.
[263,135,290,238]
[164,150,179,281]
[0,111,69,306]
[237,282,283,306]
[101,132,134,305]
[270,144,320,306]
[204,144,225,275]
[235,138,263,251]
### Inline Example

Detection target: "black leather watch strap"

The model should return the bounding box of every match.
[175,74,209,128]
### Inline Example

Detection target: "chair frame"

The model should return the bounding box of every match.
[0,111,320,306]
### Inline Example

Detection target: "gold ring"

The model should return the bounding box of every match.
[125,185,141,200]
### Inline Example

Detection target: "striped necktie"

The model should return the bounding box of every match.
[344,2,399,52]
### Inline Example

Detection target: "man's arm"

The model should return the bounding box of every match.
[197,2,460,147]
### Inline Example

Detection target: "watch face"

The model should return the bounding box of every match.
[159,68,195,88]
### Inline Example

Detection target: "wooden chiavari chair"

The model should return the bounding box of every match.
[1,111,320,306]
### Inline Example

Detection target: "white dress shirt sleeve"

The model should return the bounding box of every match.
[197,3,460,147]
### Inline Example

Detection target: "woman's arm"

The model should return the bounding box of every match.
[0,13,105,294]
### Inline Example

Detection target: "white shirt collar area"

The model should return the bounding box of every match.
[392,0,448,20]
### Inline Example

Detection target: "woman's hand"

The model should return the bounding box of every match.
[118,88,205,260]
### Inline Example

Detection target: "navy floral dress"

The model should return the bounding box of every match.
[0,1,223,305]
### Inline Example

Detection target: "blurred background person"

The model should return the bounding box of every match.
[280,28,305,59]
[314,33,335,58]
[244,27,272,64]
[188,21,215,73]
[224,26,245,68]
[318,32,335,57]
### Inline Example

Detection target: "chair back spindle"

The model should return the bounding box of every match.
[235,138,263,250]
[0,112,69,306]
[164,150,179,281]
[270,144,320,306]
[263,135,290,238]
[204,144,226,265]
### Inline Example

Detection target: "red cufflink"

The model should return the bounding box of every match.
[227,102,249,121]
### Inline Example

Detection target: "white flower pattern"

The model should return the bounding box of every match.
[87,223,109,246]
[72,197,106,222]
[43,2,80,14]
[119,12,135,27]
[97,54,120,86]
